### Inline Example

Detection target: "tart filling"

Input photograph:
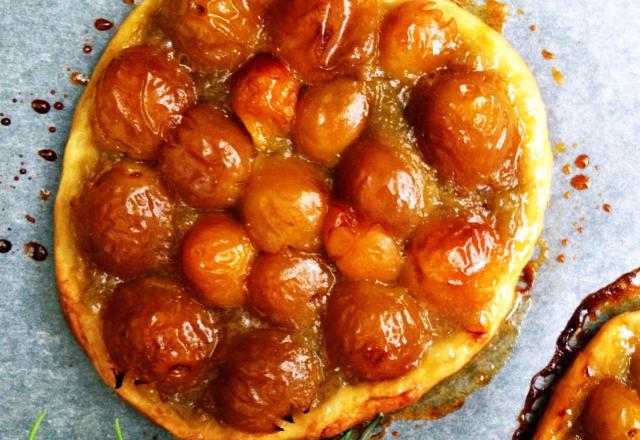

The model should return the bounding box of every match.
[55,0,551,438]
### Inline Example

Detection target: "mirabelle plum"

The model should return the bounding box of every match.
[206,329,322,433]
[325,281,429,381]
[380,0,458,82]
[582,379,640,440]
[323,203,403,282]
[247,251,334,327]
[336,139,428,237]
[231,54,301,152]
[157,0,267,72]
[408,70,520,189]
[269,0,379,83]
[102,277,219,393]
[240,157,329,253]
[403,217,499,333]
[93,45,196,160]
[294,79,369,166]
[158,105,254,210]
[181,215,256,308]
[74,161,174,279]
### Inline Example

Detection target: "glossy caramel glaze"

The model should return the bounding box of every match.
[55,0,551,438]
[102,277,219,394]
[157,0,268,72]
[269,0,379,83]
[247,251,334,328]
[181,215,256,308]
[158,105,255,210]
[231,54,301,152]
[204,329,322,433]
[93,45,196,160]
[74,161,175,278]
[325,281,429,381]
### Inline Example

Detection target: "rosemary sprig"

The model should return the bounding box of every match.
[114,418,125,440]
[27,410,47,440]
[337,414,384,440]
[26,411,125,440]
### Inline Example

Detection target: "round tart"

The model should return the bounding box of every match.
[517,269,640,440]
[55,0,552,438]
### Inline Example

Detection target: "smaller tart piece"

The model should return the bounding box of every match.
[408,70,520,189]
[158,105,254,210]
[205,329,322,434]
[323,202,404,283]
[325,281,429,381]
[240,156,329,253]
[102,277,219,394]
[293,79,369,167]
[523,270,640,440]
[337,138,428,238]
[74,161,174,279]
[269,0,379,83]
[582,379,640,440]
[93,45,196,160]
[403,216,499,334]
[380,0,458,83]
[231,54,301,152]
[181,215,256,308]
[157,0,267,72]
[247,251,334,328]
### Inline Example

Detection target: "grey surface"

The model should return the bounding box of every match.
[0,0,639,439]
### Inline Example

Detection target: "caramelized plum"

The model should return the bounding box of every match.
[247,251,334,327]
[294,79,369,166]
[323,203,403,282]
[269,0,379,83]
[231,54,301,152]
[408,70,520,189]
[337,139,428,237]
[380,1,458,82]
[181,215,256,308]
[240,157,329,253]
[102,277,218,393]
[325,281,428,381]
[158,105,254,210]
[157,0,267,72]
[207,329,322,433]
[74,162,174,278]
[93,46,196,160]
[582,379,640,440]
[403,217,499,333]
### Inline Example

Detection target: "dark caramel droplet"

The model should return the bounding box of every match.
[24,242,48,261]
[0,239,12,253]
[570,175,591,190]
[19,168,27,175]
[53,102,64,111]
[603,203,612,213]
[38,149,57,162]
[39,189,51,201]
[556,254,566,263]
[1,117,10,126]
[48,127,57,133]
[25,215,36,224]
[31,99,51,114]
[94,18,114,31]
[70,72,89,86]
[83,44,93,54]
[574,154,589,169]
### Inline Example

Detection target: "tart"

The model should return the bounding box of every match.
[517,269,640,440]
[54,0,551,438]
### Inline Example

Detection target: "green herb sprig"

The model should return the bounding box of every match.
[337,414,384,440]
[26,411,125,440]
